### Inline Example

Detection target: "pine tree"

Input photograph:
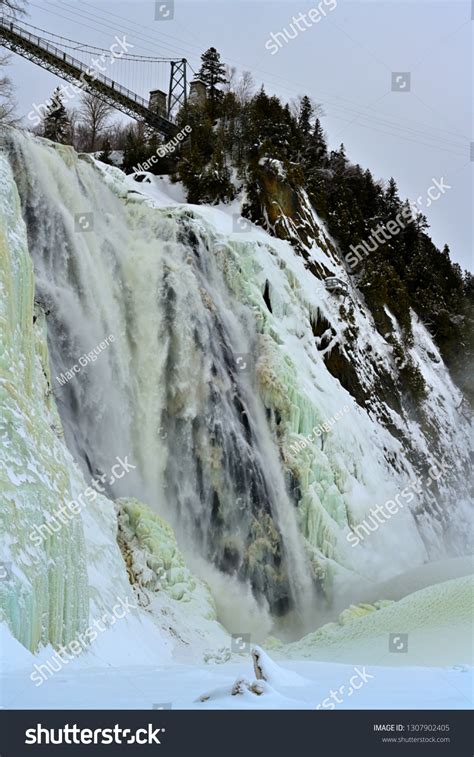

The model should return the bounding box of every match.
[42,88,71,144]
[304,118,328,169]
[297,95,313,134]
[198,47,228,117]
[385,177,399,212]
[200,130,234,204]
[98,138,113,165]
[243,89,297,163]
[329,143,348,174]
[121,125,149,173]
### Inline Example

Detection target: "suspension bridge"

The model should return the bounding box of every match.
[0,15,196,136]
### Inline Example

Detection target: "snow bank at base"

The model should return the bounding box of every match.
[269,574,473,667]
[1,572,471,709]
[0,622,35,671]
[3,637,470,710]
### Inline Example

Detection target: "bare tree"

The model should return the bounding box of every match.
[234,70,255,105]
[0,0,26,17]
[67,106,81,147]
[78,92,114,151]
[0,0,26,122]
[224,68,255,105]
[223,65,236,94]
[0,63,16,122]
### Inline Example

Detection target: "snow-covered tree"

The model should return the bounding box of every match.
[297,95,313,134]
[98,138,113,165]
[42,88,71,144]
[198,47,227,116]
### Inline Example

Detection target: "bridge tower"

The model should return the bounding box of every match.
[168,58,187,118]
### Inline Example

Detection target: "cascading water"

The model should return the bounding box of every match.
[9,133,316,632]
[4,129,472,648]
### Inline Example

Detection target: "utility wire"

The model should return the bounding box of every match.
[2,13,179,60]
[23,0,471,154]
[68,0,469,146]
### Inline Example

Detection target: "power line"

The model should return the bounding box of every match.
[325,114,467,158]
[39,0,197,61]
[2,15,179,59]
[21,0,471,155]
[71,0,469,147]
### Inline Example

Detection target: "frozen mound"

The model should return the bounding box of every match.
[114,496,231,659]
[116,496,217,605]
[270,574,473,667]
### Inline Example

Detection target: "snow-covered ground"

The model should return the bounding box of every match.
[2,570,472,710]
[2,639,472,710]
[3,661,472,711]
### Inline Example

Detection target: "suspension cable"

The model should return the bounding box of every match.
[0,14,179,61]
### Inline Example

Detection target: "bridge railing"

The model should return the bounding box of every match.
[0,16,152,111]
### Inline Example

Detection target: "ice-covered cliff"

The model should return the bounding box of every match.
[0,128,472,654]
[0,134,228,658]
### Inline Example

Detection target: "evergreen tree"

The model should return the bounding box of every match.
[98,138,113,165]
[198,47,228,117]
[297,95,313,134]
[463,271,474,299]
[176,143,207,203]
[243,88,298,163]
[42,88,71,144]
[329,143,348,174]
[121,125,149,173]
[385,177,400,213]
[303,118,329,213]
[310,118,328,166]
[199,132,234,204]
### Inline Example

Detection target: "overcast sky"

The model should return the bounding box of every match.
[6,0,473,270]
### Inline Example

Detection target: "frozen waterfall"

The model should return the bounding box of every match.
[8,132,317,631]
[2,129,471,644]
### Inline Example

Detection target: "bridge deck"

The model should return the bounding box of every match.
[0,16,176,137]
